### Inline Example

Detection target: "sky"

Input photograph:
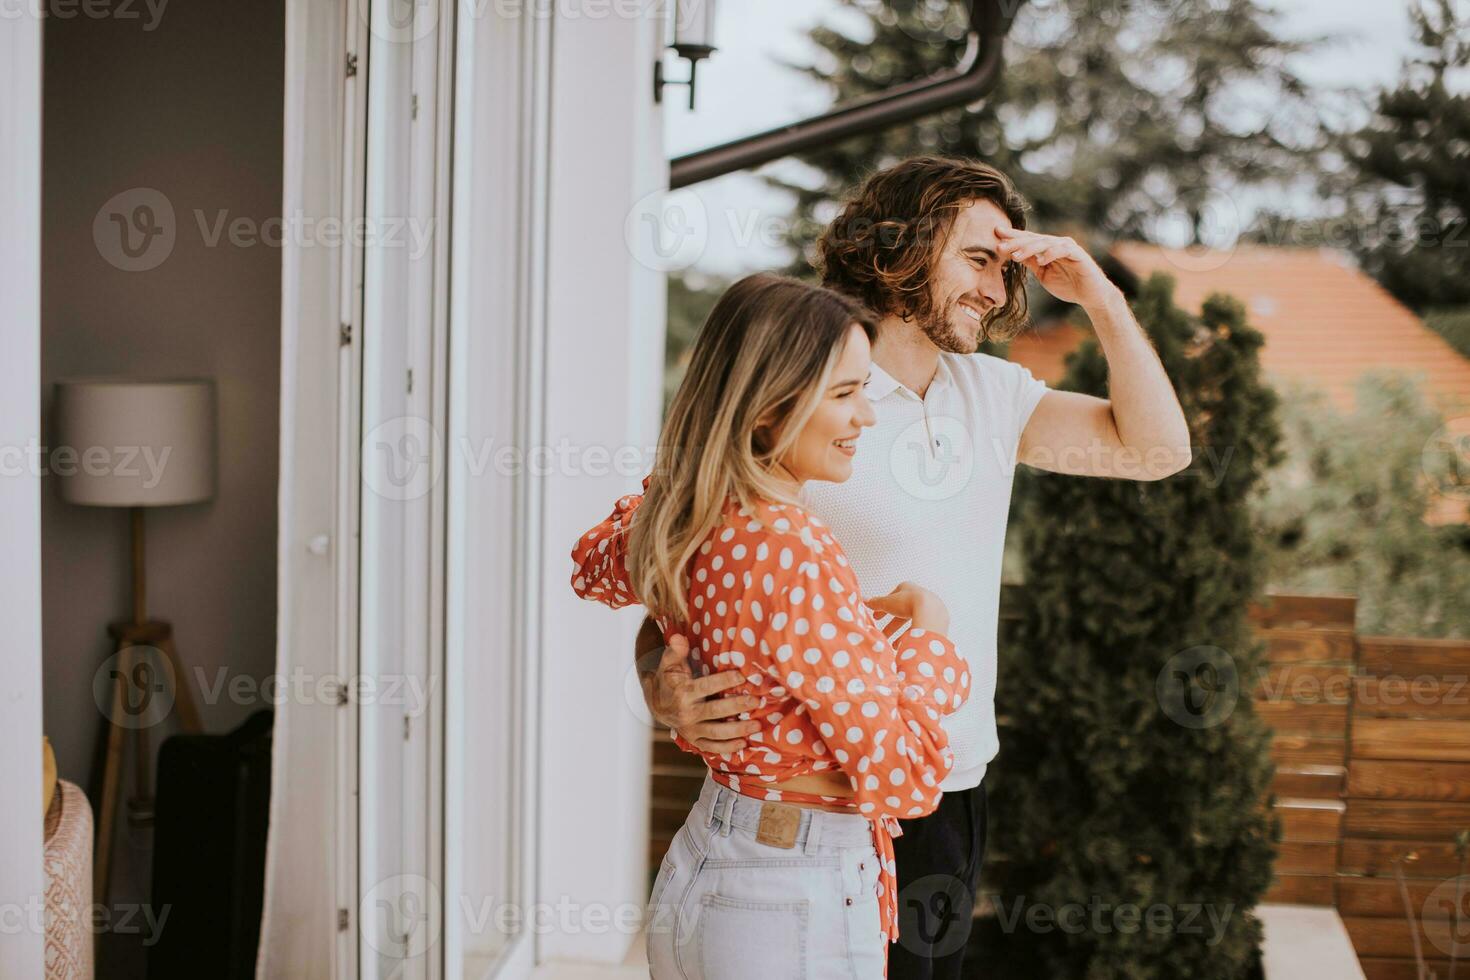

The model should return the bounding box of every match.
[662,0,1430,275]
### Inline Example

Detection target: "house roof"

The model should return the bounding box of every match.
[1008,242,1470,416]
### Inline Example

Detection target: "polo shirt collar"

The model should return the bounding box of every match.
[864,356,954,402]
[864,361,903,401]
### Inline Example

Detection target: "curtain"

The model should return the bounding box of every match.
[256,0,349,974]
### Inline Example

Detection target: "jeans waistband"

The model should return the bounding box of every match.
[694,771,874,853]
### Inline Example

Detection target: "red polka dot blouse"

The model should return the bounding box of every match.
[570,478,971,955]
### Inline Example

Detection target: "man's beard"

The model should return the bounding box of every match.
[917,296,984,354]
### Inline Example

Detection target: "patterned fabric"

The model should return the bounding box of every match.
[571,481,970,962]
[44,780,94,980]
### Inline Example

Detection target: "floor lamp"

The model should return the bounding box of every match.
[55,377,216,906]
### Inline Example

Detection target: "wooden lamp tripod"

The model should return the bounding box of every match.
[55,378,216,906]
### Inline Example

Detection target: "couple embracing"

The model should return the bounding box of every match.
[571,156,1190,979]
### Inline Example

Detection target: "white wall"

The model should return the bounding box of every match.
[535,2,669,966]
[0,7,46,977]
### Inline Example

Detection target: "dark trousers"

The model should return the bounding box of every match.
[888,780,988,980]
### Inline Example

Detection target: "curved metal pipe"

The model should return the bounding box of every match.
[669,0,1023,189]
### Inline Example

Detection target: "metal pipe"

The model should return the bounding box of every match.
[669,0,1023,189]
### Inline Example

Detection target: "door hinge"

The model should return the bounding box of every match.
[340,322,352,346]
[406,368,414,394]
[337,907,350,931]
[403,715,411,741]
[327,681,350,707]
[346,52,358,77]
[411,93,419,119]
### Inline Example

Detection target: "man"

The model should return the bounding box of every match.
[635,156,1190,978]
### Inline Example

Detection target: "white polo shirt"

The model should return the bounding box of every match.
[798,351,1048,791]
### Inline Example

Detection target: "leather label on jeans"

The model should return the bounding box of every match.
[756,803,800,849]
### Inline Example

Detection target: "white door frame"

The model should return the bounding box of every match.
[0,8,46,974]
[336,1,368,976]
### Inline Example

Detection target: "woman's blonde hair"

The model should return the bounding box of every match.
[627,272,877,620]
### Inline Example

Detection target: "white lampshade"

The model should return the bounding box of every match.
[54,378,217,507]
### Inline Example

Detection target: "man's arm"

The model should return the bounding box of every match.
[635,615,761,754]
[996,227,1192,481]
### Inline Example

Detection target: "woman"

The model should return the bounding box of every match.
[570,273,969,978]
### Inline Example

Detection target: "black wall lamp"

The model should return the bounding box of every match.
[655,0,717,109]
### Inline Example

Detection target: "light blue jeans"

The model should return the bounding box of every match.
[646,772,886,979]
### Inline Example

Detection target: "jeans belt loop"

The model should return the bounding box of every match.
[717,788,735,837]
[801,810,823,856]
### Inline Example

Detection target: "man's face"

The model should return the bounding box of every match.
[916,198,1014,353]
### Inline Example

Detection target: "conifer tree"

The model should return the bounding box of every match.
[977,275,1284,978]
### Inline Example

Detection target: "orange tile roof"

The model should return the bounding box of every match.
[1008,242,1470,417]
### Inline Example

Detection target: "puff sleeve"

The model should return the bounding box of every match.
[569,479,649,609]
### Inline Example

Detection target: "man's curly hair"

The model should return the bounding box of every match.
[816,156,1031,343]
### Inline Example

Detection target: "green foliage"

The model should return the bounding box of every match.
[1338,0,1470,310]
[1257,373,1470,639]
[1251,0,1470,312]
[663,271,731,412]
[1425,305,1470,361]
[773,0,1322,271]
[979,274,1282,978]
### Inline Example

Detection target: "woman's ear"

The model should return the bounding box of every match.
[751,410,778,456]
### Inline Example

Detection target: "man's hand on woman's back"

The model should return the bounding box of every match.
[636,618,762,755]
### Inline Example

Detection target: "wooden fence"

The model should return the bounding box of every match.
[1251,593,1470,980]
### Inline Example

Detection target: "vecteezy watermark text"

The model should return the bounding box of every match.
[1,0,168,31]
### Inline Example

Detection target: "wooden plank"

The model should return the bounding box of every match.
[1359,636,1470,679]
[651,768,707,801]
[652,736,707,769]
[1264,873,1336,905]
[1338,876,1463,919]
[1355,676,1470,720]
[1275,839,1340,875]
[1344,800,1470,840]
[650,834,675,872]
[1254,663,1353,703]
[1340,839,1467,879]
[1273,765,1346,799]
[1264,628,1357,665]
[1348,761,1470,803]
[1359,958,1458,980]
[1273,734,1348,767]
[651,801,693,835]
[1342,915,1463,959]
[1256,699,1350,736]
[1248,593,1357,630]
[1354,719,1470,763]
[1277,798,1346,842]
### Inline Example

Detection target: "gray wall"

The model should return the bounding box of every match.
[41,0,284,933]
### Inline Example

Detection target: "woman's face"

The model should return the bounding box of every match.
[777,323,876,486]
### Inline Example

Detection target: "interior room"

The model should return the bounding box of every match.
[40,1,285,975]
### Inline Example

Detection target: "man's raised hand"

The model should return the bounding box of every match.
[995,226,1117,310]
